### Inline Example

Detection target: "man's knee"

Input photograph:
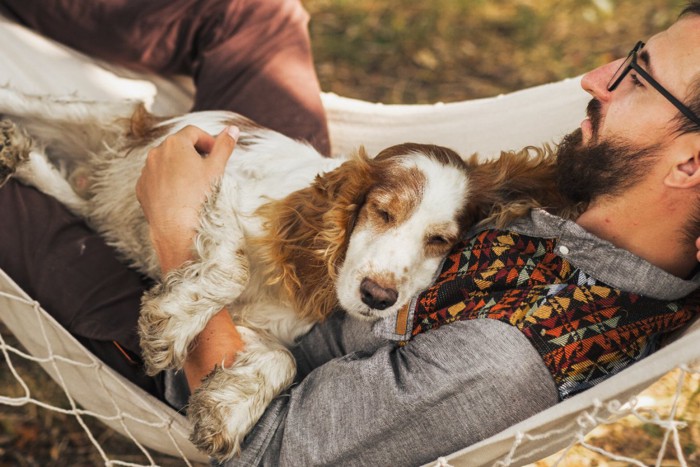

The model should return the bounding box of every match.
[193,0,330,155]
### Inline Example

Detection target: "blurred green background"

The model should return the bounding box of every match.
[307,0,687,103]
[1,0,698,465]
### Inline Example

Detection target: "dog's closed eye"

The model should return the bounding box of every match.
[427,235,449,246]
[424,228,458,256]
[376,207,392,224]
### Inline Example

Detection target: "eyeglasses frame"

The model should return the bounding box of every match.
[607,40,700,128]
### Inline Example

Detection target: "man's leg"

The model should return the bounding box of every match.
[0,0,330,155]
[0,180,164,398]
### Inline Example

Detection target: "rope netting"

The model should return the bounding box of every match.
[0,286,203,466]
[494,364,700,466]
[1,282,698,466]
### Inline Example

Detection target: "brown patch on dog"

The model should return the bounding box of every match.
[220,115,268,150]
[254,146,376,321]
[424,222,459,257]
[358,142,470,235]
[221,115,264,133]
[375,142,466,171]
[358,164,426,233]
[376,143,483,234]
[120,104,173,153]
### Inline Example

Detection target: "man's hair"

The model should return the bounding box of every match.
[674,3,700,135]
[673,3,700,245]
[681,0,700,16]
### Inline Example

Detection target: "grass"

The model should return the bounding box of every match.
[1,0,698,465]
[307,0,688,103]
[0,325,197,467]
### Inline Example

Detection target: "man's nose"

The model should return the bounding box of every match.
[580,58,625,102]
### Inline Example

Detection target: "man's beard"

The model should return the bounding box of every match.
[555,101,661,205]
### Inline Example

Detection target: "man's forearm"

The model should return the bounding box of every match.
[183,308,244,391]
[135,126,243,391]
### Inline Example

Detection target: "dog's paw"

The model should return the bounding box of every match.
[0,118,32,186]
[187,330,296,462]
[138,312,181,375]
[138,283,192,375]
[138,249,250,375]
[187,367,248,462]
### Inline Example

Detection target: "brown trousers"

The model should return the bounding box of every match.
[0,0,329,399]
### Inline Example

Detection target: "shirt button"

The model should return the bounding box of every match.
[559,245,570,255]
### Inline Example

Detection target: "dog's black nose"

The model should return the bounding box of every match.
[360,278,398,310]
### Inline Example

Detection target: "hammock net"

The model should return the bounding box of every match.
[1,14,699,466]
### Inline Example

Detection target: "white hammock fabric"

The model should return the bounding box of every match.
[0,14,699,466]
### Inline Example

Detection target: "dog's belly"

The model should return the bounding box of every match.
[83,112,347,278]
[85,143,161,277]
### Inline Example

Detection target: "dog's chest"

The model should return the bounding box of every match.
[231,273,315,345]
[216,146,343,344]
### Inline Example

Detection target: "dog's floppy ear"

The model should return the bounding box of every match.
[316,146,374,246]
[467,146,581,228]
[255,147,376,321]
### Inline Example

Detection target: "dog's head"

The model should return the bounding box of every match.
[331,143,475,320]
[258,142,475,322]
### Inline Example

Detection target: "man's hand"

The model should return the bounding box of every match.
[136,124,242,391]
[136,125,239,273]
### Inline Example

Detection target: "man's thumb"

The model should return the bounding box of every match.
[209,125,239,167]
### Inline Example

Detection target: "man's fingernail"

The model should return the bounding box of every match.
[226,126,240,141]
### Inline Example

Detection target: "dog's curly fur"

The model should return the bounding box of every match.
[252,149,374,323]
[0,118,32,184]
[0,86,575,461]
[467,145,586,227]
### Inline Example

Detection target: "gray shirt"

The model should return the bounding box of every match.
[211,209,700,466]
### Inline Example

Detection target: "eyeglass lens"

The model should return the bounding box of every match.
[607,43,642,91]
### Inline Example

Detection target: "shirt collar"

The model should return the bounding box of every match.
[505,209,700,301]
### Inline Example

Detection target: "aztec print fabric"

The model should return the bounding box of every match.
[405,229,699,399]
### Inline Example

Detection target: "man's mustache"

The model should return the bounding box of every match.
[587,99,602,139]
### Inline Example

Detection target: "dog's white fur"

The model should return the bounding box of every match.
[0,87,475,461]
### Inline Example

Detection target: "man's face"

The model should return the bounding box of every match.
[579,16,700,147]
[556,15,700,204]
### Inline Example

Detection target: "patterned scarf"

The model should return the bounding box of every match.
[406,229,699,399]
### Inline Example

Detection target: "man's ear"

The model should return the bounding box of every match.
[665,144,700,189]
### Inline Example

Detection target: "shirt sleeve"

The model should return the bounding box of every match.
[224,318,559,467]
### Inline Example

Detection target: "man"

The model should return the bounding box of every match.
[136,4,700,465]
[1,2,700,467]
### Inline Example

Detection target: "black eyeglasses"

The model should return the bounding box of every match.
[607,41,700,128]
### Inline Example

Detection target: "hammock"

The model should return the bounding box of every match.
[1,14,698,466]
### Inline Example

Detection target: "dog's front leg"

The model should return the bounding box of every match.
[0,118,89,216]
[187,326,296,462]
[0,119,31,186]
[138,181,249,374]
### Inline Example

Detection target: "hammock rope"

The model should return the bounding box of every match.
[0,286,198,467]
